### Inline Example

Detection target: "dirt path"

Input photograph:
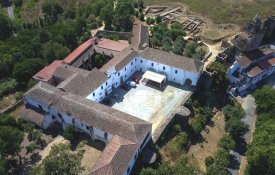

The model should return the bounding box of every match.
[187,112,225,172]
[237,95,257,175]
[203,41,222,68]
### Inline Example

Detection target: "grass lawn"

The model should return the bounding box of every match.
[160,132,188,162]
[145,0,275,26]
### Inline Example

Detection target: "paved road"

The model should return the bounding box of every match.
[228,95,256,175]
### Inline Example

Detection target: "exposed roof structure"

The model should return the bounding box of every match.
[140,47,204,73]
[96,39,129,52]
[64,38,94,64]
[33,60,62,82]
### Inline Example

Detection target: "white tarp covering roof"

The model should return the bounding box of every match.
[142,71,166,84]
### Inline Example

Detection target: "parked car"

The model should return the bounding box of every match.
[127,81,136,87]
[132,77,140,84]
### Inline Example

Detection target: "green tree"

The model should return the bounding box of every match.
[31,143,84,175]
[155,16,162,24]
[113,0,135,31]
[13,58,47,88]
[94,54,105,68]
[0,126,24,159]
[205,156,214,167]
[139,12,145,21]
[192,48,206,61]
[63,125,76,141]
[222,105,245,120]
[42,41,70,62]
[100,3,114,30]
[218,135,236,151]
[42,0,63,20]
[225,117,248,140]
[206,62,227,90]
[0,13,14,40]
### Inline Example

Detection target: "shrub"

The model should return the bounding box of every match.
[26,142,39,153]
[205,156,214,167]
[0,79,17,98]
[218,135,236,151]
[172,124,181,134]
[64,125,76,140]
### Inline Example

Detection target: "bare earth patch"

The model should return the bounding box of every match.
[187,112,225,172]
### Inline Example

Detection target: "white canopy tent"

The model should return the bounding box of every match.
[142,71,167,88]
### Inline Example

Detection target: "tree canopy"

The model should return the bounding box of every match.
[0,13,14,40]
[31,143,84,175]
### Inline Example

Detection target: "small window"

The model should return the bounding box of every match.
[125,75,126,78]
[99,92,102,95]
[163,66,165,70]
[52,115,56,120]
[106,82,108,86]
[38,104,43,110]
[131,62,133,65]
[116,82,118,85]
[175,70,178,74]
[118,72,120,76]
[58,113,62,118]
[140,60,143,63]
[93,92,95,97]
[151,63,154,67]
[104,132,108,140]
[72,118,75,125]
[127,167,130,174]
[135,58,137,62]
[125,67,127,71]
[101,86,103,90]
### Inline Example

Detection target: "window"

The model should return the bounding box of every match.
[116,82,118,85]
[127,167,130,174]
[163,66,165,70]
[104,132,108,140]
[125,75,126,78]
[131,62,133,65]
[72,118,75,125]
[175,70,178,74]
[38,104,43,110]
[101,86,103,90]
[93,92,95,97]
[151,63,154,67]
[52,115,56,120]
[106,82,108,86]
[99,92,102,95]
[135,58,137,62]
[140,60,143,63]
[125,67,126,71]
[118,72,120,76]
[58,113,62,118]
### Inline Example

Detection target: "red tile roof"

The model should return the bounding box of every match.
[247,66,262,77]
[268,57,275,65]
[63,38,94,64]
[258,59,271,69]
[97,39,129,52]
[33,60,62,82]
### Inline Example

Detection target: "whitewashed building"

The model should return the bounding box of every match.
[228,45,275,96]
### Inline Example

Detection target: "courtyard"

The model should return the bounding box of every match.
[105,72,192,132]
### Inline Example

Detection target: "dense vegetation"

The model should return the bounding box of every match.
[0,0,137,96]
[245,86,275,175]
[150,23,206,60]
